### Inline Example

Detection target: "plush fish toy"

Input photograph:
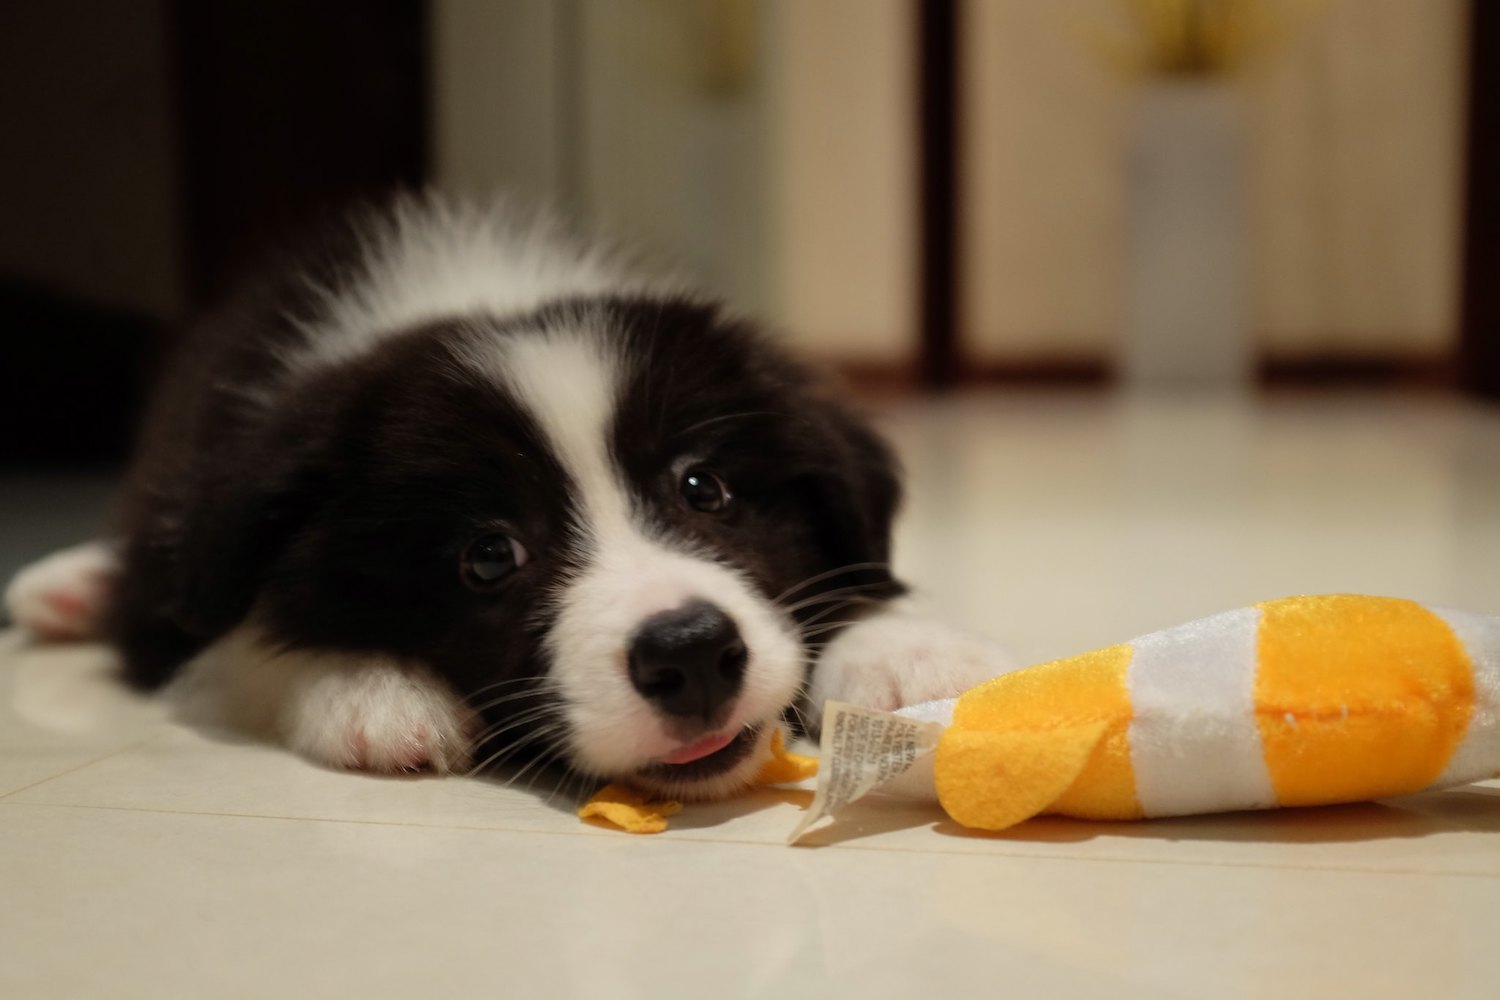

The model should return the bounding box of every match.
[582,595,1500,839]
[791,594,1500,839]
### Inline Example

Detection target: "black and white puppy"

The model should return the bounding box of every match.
[4,197,1004,799]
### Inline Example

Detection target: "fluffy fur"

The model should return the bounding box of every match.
[5,196,1008,799]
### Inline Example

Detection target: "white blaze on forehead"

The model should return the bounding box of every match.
[496,327,635,540]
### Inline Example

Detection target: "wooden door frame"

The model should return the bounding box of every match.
[918,0,960,389]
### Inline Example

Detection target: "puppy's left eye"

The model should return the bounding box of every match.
[680,467,732,513]
[461,533,530,590]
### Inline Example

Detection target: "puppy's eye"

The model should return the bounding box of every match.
[680,467,731,513]
[461,533,529,590]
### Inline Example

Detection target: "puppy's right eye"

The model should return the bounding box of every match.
[461,534,529,591]
[680,467,732,514]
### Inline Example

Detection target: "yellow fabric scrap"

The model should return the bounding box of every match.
[579,785,683,834]
[753,728,820,785]
[580,728,818,834]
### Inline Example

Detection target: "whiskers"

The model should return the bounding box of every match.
[774,564,896,633]
[779,679,819,738]
[772,563,904,737]
[781,580,894,646]
[458,678,586,804]
[667,410,781,443]
[772,561,892,606]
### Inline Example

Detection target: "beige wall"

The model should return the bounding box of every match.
[431,0,567,207]
[431,0,916,362]
[573,0,771,313]
[433,0,1465,368]
[1246,0,1466,358]
[961,0,1128,362]
[961,0,1468,364]
[763,0,917,363]
[434,0,772,313]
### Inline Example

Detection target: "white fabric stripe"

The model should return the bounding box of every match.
[1430,606,1500,788]
[1127,606,1277,817]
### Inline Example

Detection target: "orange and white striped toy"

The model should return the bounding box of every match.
[812,594,1500,835]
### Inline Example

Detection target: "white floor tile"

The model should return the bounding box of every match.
[4,801,1495,1000]
[4,390,1500,998]
[0,637,164,796]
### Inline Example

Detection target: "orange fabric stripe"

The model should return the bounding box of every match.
[1050,644,1142,819]
[948,643,1142,821]
[1254,595,1475,807]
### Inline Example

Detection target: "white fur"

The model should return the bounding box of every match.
[488,326,804,785]
[178,624,475,774]
[4,543,476,775]
[4,541,119,641]
[806,600,1017,715]
[290,197,680,372]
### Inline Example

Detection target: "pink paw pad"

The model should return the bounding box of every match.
[5,545,119,642]
[346,726,436,773]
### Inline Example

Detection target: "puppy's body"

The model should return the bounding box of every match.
[6,198,1007,798]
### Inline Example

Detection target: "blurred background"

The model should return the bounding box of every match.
[0,0,1496,601]
[1,0,1494,448]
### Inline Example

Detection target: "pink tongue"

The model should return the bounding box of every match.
[660,731,736,765]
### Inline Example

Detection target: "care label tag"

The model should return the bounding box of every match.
[787,701,945,845]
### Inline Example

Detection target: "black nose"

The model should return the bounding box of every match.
[627,601,748,724]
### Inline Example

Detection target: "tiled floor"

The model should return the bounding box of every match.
[4,389,1499,999]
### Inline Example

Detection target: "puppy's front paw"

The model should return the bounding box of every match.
[282,663,475,774]
[4,542,119,642]
[807,609,1014,717]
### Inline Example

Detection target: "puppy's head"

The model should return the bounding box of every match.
[175,298,902,798]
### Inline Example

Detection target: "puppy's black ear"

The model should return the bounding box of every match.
[163,413,332,638]
[796,398,904,581]
[109,403,333,689]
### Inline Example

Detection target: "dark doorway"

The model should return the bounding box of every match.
[1462,0,1500,400]
[0,0,429,469]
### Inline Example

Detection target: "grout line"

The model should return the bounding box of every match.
[0,734,164,801]
[0,798,631,838]
[3,799,1497,881]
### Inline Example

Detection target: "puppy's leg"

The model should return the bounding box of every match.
[4,542,120,642]
[283,662,477,774]
[806,601,1015,717]
[186,627,476,774]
